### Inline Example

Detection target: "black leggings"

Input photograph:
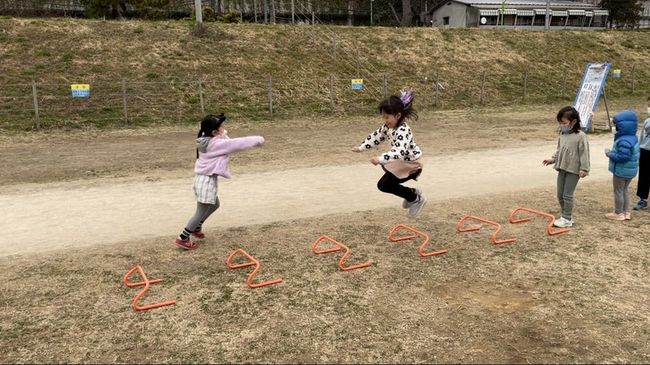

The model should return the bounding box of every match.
[637,148,650,200]
[377,168,422,202]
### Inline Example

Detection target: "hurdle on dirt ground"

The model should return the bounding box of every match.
[456,215,516,245]
[388,224,448,257]
[311,235,371,271]
[226,248,283,289]
[123,266,176,311]
[508,207,572,236]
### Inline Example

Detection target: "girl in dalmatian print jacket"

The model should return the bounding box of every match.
[352,89,427,218]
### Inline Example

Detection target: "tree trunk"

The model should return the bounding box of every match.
[400,0,413,26]
[270,0,276,23]
[212,0,219,16]
[347,0,354,26]
[111,0,124,19]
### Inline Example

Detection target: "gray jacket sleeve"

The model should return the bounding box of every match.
[578,133,590,174]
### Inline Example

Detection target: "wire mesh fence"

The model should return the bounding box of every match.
[0,63,648,131]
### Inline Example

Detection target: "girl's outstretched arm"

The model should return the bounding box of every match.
[358,125,388,151]
[202,136,265,157]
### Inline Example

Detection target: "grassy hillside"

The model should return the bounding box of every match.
[0,17,648,130]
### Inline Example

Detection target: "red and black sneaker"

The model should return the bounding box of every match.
[175,237,198,250]
[191,230,205,239]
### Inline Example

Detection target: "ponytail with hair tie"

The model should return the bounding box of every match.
[400,89,414,110]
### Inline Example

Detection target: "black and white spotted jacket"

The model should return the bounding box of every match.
[358,122,422,163]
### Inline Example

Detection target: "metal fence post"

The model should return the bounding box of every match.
[268,75,273,114]
[479,71,486,105]
[523,69,528,101]
[631,64,636,95]
[329,74,334,107]
[31,80,40,129]
[435,71,440,108]
[382,74,387,99]
[198,76,205,115]
[561,64,568,99]
[122,79,128,124]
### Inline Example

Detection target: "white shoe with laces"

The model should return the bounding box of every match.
[553,217,573,228]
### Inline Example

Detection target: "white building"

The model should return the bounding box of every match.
[429,0,609,29]
[640,0,650,28]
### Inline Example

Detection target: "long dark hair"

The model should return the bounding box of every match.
[556,106,581,133]
[378,89,417,125]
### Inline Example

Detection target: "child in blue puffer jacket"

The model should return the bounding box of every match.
[605,110,640,221]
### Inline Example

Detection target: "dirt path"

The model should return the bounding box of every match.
[0,136,612,257]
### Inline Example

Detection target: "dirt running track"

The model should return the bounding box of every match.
[0,136,612,257]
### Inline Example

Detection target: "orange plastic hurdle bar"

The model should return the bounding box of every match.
[388,224,448,257]
[508,207,571,236]
[456,215,516,245]
[123,266,176,311]
[226,248,283,289]
[311,235,371,271]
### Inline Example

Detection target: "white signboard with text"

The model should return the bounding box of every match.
[573,63,611,132]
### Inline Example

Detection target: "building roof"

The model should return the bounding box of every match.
[434,0,602,10]
[453,0,599,8]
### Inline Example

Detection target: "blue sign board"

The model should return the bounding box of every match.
[71,84,90,98]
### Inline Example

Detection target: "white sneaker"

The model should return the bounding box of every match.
[402,188,421,209]
[553,217,573,228]
[407,192,427,218]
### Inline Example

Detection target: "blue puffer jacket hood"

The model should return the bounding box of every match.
[608,110,640,179]
[612,110,638,138]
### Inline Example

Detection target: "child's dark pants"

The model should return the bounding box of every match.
[377,167,421,203]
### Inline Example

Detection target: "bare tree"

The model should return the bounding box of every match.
[400,0,413,26]
[347,0,354,25]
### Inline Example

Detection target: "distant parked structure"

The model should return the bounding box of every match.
[641,0,650,28]
[428,0,609,29]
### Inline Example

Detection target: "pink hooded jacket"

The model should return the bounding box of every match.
[194,135,264,178]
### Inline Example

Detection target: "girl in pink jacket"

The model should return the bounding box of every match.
[175,114,265,250]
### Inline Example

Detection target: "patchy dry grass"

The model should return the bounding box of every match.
[1,96,649,362]
[0,179,649,363]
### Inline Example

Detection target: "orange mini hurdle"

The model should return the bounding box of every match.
[123,266,176,311]
[456,215,516,245]
[311,235,371,271]
[388,224,448,257]
[226,248,283,289]
[508,207,571,236]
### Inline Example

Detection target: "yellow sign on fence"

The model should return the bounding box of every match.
[71,84,90,98]
[351,79,364,90]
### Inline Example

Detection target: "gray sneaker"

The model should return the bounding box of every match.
[407,192,427,218]
[403,188,421,209]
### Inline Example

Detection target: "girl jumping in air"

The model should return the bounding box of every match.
[353,90,426,218]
